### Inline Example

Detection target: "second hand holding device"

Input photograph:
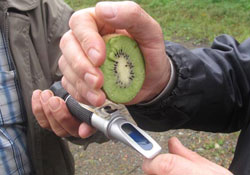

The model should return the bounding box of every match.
[50,81,162,159]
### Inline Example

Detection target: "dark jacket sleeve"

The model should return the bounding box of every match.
[127,34,250,133]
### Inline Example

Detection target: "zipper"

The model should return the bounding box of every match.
[4,11,14,70]
[2,10,27,123]
[0,5,7,126]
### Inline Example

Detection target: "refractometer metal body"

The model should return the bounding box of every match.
[50,81,162,159]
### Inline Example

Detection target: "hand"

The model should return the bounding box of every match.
[31,89,96,138]
[59,1,171,106]
[142,137,233,175]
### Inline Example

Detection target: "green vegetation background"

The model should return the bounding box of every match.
[65,0,250,44]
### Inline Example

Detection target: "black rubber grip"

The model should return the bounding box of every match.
[66,96,92,125]
[50,81,93,125]
[50,81,69,100]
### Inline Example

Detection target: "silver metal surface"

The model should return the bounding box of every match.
[80,100,162,159]
[91,107,162,159]
[107,117,162,159]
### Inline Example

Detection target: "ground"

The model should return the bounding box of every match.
[69,41,239,175]
[70,129,238,175]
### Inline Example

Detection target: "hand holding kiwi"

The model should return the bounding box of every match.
[101,34,145,103]
[60,1,171,106]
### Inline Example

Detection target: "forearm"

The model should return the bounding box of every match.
[127,35,250,133]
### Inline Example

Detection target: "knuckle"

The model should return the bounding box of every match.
[142,162,150,173]
[61,77,67,90]
[59,31,71,49]
[190,151,202,160]
[75,79,82,90]
[62,77,73,95]
[69,11,82,28]
[54,128,68,137]
[128,1,140,8]
[154,21,162,33]
[57,113,70,124]
[71,57,82,73]
[129,2,142,18]
[75,79,85,96]
[153,22,164,40]
[75,92,86,103]
[73,58,87,77]
[58,56,64,71]
[38,120,50,129]
[32,104,42,115]
[62,78,77,97]
[159,155,176,174]
[76,31,95,51]
[69,8,95,29]
[73,91,83,102]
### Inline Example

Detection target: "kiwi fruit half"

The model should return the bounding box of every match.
[101,34,145,103]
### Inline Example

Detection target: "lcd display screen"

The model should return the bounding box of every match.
[122,123,153,150]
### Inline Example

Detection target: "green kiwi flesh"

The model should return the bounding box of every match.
[101,34,145,103]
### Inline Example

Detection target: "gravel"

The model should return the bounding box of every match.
[69,106,238,175]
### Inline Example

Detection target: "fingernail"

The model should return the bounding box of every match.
[86,91,98,105]
[84,73,98,88]
[41,90,52,103]
[49,97,61,111]
[98,2,117,18]
[88,48,101,65]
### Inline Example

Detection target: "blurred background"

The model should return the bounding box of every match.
[64,0,250,174]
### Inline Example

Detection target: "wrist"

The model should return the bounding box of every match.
[139,56,176,105]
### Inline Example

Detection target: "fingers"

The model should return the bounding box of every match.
[94,1,170,104]
[59,31,104,89]
[168,137,234,175]
[62,1,169,105]
[60,30,100,80]
[168,137,204,163]
[59,30,106,106]
[32,90,51,130]
[95,1,163,47]
[142,137,234,175]
[61,76,106,107]
[168,137,219,166]
[68,8,107,66]
[62,8,108,106]
[32,89,96,138]
[79,122,97,138]
[142,153,199,175]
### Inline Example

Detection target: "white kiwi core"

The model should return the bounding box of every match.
[116,56,132,86]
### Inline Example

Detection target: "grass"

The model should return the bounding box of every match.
[65,0,250,44]
[144,0,250,44]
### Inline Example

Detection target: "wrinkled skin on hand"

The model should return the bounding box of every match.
[58,1,171,107]
[142,137,233,175]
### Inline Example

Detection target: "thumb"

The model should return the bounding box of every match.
[168,137,218,165]
[142,153,202,175]
[95,1,164,48]
[166,137,233,175]
[168,137,205,163]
